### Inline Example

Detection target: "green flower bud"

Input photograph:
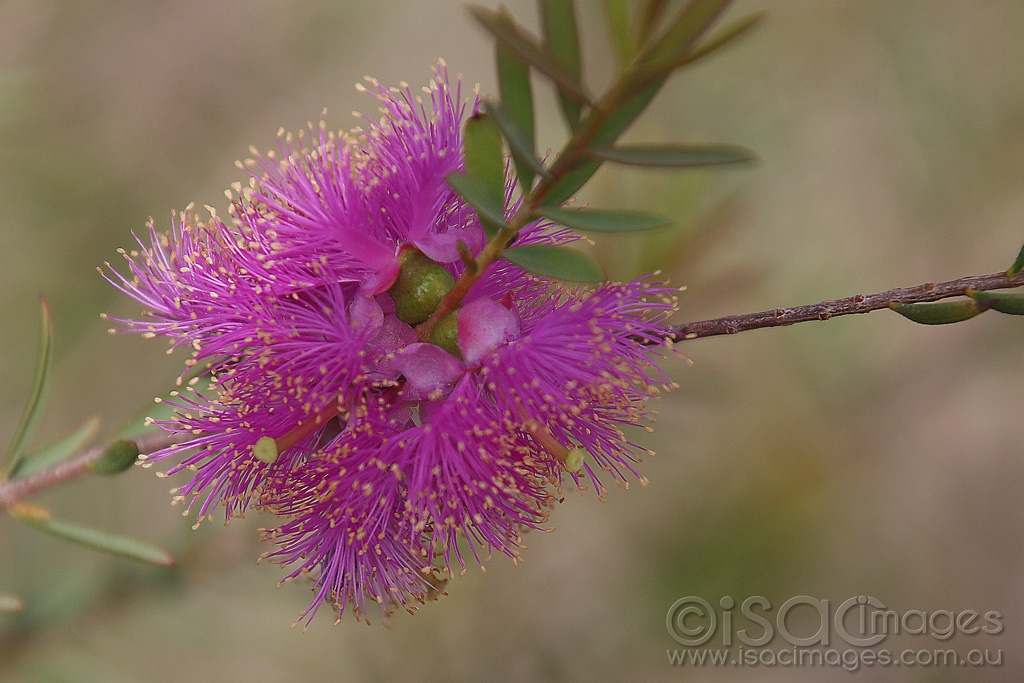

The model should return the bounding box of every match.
[87,439,141,475]
[388,247,455,325]
[429,309,462,358]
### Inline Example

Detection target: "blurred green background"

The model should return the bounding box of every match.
[2,1,1024,680]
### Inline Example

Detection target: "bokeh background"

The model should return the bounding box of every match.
[2,1,1024,681]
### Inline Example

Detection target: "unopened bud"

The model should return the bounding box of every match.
[388,247,455,324]
[429,309,462,358]
[88,439,140,475]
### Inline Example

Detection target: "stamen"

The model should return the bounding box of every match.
[519,415,586,472]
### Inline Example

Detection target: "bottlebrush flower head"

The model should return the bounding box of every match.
[104,61,678,626]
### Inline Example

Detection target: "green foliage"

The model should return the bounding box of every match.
[494,43,538,192]
[11,509,174,567]
[537,206,670,232]
[503,244,604,282]
[11,417,100,478]
[540,0,584,129]
[1006,242,1024,277]
[468,6,591,105]
[889,299,992,325]
[602,0,634,69]
[462,113,506,206]
[446,172,507,236]
[967,289,1024,315]
[642,0,734,66]
[1,299,54,480]
[469,0,760,273]
[590,142,757,167]
[447,112,507,238]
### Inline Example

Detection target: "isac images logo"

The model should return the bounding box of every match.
[665,595,1003,671]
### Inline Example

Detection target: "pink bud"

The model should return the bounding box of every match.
[458,297,520,364]
[391,342,464,400]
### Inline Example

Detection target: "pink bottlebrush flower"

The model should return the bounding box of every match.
[105,61,678,625]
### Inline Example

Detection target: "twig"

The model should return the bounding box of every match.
[4,271,1022,507]
[0,430,183,510]
[670,270,1024,341]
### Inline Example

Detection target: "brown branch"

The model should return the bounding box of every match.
[670,270,1024,341]
[0,430,183,510]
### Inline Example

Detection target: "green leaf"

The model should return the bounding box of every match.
[2,298,54,479]
[638,0,670,47]
[1007,242,1024,277]
[463,112,505,198]
[644,0,733,66]
[540,0,584,129]
[541,78,664,206]
[469,6,593,106]
[495,44,538,192]
[503,244,604,282]
[12,417,100,478]
[589,142,757,167]
[541,158,604,208]
[888,299,991,325]
[538,206,671,232]
[603,0,634,68]
[0,594,24,612]
[15,514,174,566]
[454,111,507,238]
[485,101,547,192]
[446,172,507,237]
[967,289,1024,315]
[679,11,764,67]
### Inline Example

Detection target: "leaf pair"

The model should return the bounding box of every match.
[889,290,1024,325]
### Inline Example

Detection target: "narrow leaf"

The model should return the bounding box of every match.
[541,158,604,208]
[504,244,605,282]
[469,6,593,106]
[540,0,584,129]
[888,299,991,325]
[12,417,100,478]
[485,102,547,185]
[967,289,1024,315]
[589,142,757,167]
[446,172,507,237]
[638,0,670,47]
[679,11,764,67]
[2,298,54,479]
[16,514,174,566]
[1007,242,1024,277]
[603,0,634,68]
[495,45,538,192]
[538,206,671,232]
[453,112,507,238]
[0,594,24,612]
[644,0,733,66]
[542,78,664,206]
[463,112,506,201]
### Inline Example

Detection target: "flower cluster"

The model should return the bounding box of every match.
[106,63,677,625]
